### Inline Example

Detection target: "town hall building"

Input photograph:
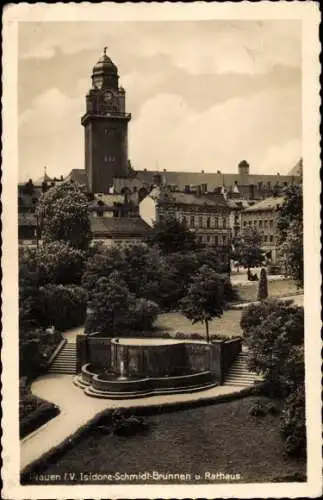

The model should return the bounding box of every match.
[19,48,301,254]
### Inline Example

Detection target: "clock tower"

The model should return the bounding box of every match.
[81,48,131,193]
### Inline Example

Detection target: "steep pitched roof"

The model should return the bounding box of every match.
[90,217,151,237]
[65,169,88,186]
[136,169,295,191]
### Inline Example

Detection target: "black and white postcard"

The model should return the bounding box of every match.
[2,2,322,499]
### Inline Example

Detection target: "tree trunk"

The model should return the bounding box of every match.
[205,319,210,343]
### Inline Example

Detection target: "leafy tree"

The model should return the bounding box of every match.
[195,248,226,273]
[276,182,303,244]
[277,181,303,287]
[279,220,303,287]
[233,228,265,275]
[257,268,268,301]
[180,265,225,342]
[147,216,198,254]
[36,182,91,250]
[82,243,164,302]
[85,272,159,336]
[38,284,87,331]
[34,242,86,286]
[241,299,304,395]
[85,273,134,335]
[19,242,87,335]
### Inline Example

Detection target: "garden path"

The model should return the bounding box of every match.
[21,375,244,471]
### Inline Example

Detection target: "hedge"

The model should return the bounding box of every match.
[20,403,60,439]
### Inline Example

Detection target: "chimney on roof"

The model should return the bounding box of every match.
[201,170,205,174]
[217,170,221,174]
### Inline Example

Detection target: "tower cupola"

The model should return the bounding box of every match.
[91,47,119,90]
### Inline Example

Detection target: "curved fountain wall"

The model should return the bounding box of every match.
[74,336,242,399]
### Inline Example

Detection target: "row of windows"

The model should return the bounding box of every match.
[262,235,274,243]
[197,234,227,245]
[180,214,227,229]
[243,219,274,229]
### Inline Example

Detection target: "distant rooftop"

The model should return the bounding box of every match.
[244,196,285,212]
[90,216,151,237]
[149,186,228,208]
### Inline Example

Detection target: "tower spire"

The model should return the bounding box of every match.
[104,46,108,57]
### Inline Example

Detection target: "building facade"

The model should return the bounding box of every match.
[241,196,284,264]
[139,184,231,256]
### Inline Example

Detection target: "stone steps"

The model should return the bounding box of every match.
[48,343,77,374]
[224,352,263,387]
[83,381,219,399]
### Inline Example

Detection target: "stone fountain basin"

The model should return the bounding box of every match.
[81,364,214,393]
[111,337,207,346]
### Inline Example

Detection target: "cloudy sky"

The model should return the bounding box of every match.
[18,20,301,181]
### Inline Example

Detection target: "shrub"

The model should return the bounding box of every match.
[175,332,187,339]
[38,284,87,331]
[241,300,304,396]
[190,333,204,340]
[113,415,149,437]
[257,268,268,301]
[249,400,267,417]
[280,385,306,458]
[129,298,160,331]
[158,332,172,338]
[20,403,59,439]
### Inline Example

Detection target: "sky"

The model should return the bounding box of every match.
[18,20,302,181]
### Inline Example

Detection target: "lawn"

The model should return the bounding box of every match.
[155,309,243,339]
[63,290,303,343]
[24,396,306,484]
[235,278,301,303]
